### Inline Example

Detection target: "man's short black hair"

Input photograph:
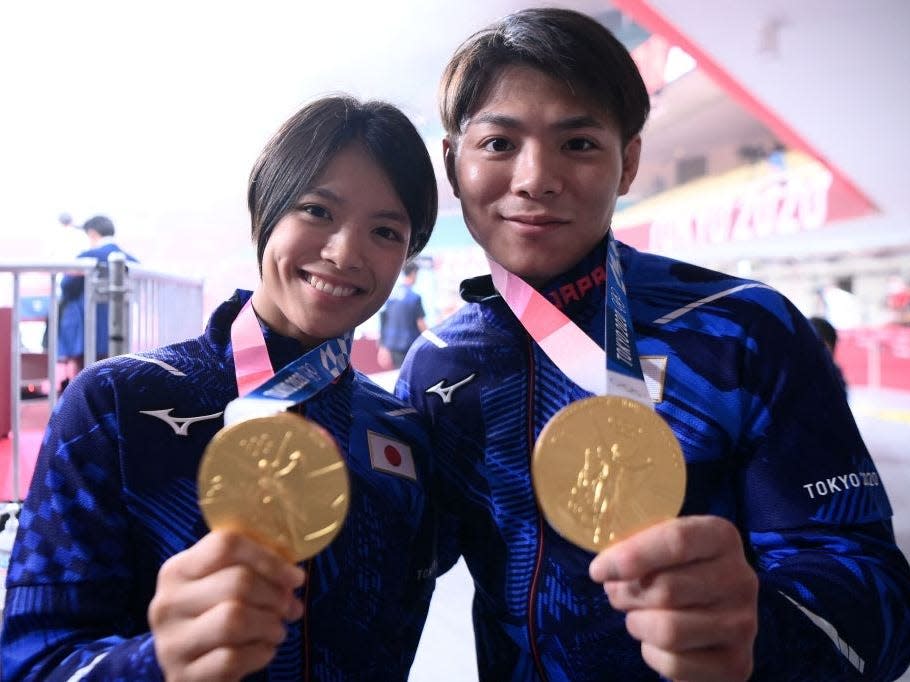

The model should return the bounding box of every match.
[439,7,650,145]
[82,215,115,237]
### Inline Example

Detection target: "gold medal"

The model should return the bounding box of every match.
[532,395,685,553]
[198,411,349,562]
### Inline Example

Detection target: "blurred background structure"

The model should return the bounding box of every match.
[1,1,908,679]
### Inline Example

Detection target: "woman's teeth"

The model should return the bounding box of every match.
[306,273,356,297]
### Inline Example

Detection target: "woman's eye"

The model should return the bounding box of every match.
[302,204,330,219]
[564,138,596,151]
[482,137,514,152]
[374,226,405,243]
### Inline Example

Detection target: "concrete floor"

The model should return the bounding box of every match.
[409,386,910,681]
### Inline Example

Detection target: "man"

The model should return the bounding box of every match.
[57,215,137,382]
[397,8,910,681]
[57,215,138,386]
[378,262,427,369]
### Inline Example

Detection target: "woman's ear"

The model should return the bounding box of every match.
[443,137,460,198]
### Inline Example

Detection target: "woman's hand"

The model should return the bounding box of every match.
[148,530,305,682]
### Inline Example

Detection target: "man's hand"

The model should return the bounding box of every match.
[589,515,758,682]
[148,530,305,682]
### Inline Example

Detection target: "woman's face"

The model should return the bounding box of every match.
[252,143,412,348]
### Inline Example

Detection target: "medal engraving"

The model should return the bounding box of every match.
[533,396,685,552]
[198,411,349,561]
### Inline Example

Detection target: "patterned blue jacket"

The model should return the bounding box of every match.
[3,290,438,681]
[397,238,910,681]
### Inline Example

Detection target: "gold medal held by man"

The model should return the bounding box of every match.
[198,411,350,562]
[532,395,686,553]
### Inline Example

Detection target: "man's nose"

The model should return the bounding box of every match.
[510,143,563,199]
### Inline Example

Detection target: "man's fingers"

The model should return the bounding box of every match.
[602,553,756,611]
[603,565,714,610]
[589,516,742,582]
[624,607,757,653]
[640,641,754,682]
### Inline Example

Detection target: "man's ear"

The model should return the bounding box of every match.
[618,135,642,197]
[442,137,460,198]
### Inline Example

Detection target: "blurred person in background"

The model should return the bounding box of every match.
[397,7,910,681]
[56,214,138,390]
[886,275,910,325]
[810,315,847,395]
[377,261,427,369]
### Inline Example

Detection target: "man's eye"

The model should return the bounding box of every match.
[482,138,514,152]
[375,226,405,243]
[565,138,596,151]
[302,204,330,219]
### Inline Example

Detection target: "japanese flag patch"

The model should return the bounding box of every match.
[367,431,417,481]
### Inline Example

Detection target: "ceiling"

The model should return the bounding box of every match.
[618,0,910,258]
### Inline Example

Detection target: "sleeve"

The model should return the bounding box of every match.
[738,297,910,680]
[0,370,164,681]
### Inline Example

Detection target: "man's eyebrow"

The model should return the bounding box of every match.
[553,115,607,131]
[466,113,521,128]
[465,112,607,131]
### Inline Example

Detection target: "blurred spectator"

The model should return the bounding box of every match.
[377,262,426,369]
[809,316,847,394]
[886,276,910,325]
[57,215,138,389]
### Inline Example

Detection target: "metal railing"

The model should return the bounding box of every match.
[1,258,204,502]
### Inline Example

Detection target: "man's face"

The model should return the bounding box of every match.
[445,64,640,286]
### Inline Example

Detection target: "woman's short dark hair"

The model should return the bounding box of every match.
[248,96,437,270]
[440,7,650,145]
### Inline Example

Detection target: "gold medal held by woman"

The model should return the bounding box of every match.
[532,396,685,552]
[198,411,350,562]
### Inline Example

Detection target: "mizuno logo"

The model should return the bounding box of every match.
[425,374,476,404]
[140,409,223,436]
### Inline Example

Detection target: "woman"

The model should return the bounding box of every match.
[1,96,438,681]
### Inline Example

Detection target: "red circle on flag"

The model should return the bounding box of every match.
[384,444,402,467]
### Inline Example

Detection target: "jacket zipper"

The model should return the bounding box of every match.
[525,334,549,682]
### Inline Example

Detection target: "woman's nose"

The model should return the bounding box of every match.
[321,228,364,271]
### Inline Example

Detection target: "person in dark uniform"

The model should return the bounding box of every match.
[378,262,427,369]
[56,214,138,387]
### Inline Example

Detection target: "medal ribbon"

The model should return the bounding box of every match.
[488,230,652,406]
[225,297,352,425]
